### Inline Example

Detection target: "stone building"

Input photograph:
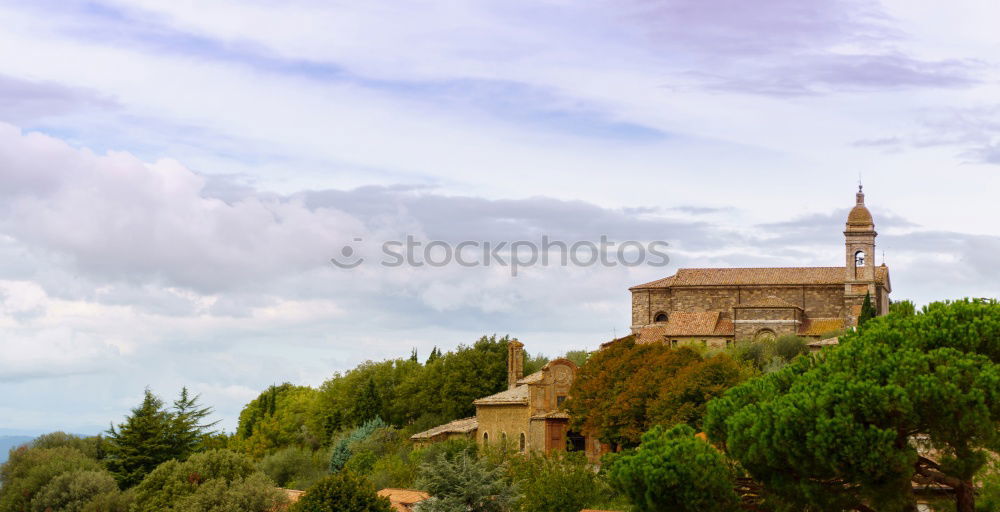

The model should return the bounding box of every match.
[410,341,606,461]
[629,187,891,345]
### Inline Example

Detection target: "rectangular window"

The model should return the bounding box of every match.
[557,395,566,407]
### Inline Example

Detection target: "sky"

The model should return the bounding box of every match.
[1,0,999,435]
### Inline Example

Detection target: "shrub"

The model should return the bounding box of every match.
[130,449,270,512]
[0,446,102,512]
[609,424,739,512]
[174,472,288,512]
[80,489,135,512]
[290,472,393,512]
[772,335,809,362]
[259,446,325,490]
[29,469,118,512]
[329,418,387,472]
[414,452,515,512]
[508,451,607,512]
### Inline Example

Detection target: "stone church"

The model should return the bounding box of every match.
[411,340,608,461]
[629,187,890,346]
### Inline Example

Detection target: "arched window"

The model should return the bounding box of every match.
[483,432,489,444]
[654,312,668,323]
[519,433,526,452]
[754,329,776,342]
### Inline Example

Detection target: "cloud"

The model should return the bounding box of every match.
[0,74,117,124]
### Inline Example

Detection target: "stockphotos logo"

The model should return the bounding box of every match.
[331,235,669,276]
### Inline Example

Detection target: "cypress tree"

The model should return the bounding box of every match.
[859,291,876,326]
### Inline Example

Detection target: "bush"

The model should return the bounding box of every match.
[0,446,102,512]
[130,449,281,512]
[259,446,325,490]
[29,469,118,512]
[609,424,739,512]
[80,489,134,512]
[174,473,289,512]
[31,432,106,460]
[329,418,387,472]
[415,452,515,512]
[772,335,809,362]
[509,451,608,512]
[290,472,393,512]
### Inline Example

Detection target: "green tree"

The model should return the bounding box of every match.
[426,347,440,364]
[858,291,876,326]
[173,473,288,512]
[353,377,382,423]
[705,299,1000,512]
[130,449,283,512]
[650,353,752,431]
[290,472,393,512]
[889,299,916,317]
[29,469,118,512]
[508,451,608,512]
[329,418,387,472]
[259,446,325,490]
[105,389,177,487]
[563,350,590,367]
[0,446,102,512]
[170,387,219,459]
[415,452,516,512]
[608,424,740,512]
[410,348,419,362]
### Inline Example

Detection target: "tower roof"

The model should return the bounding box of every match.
[846,185,874,231]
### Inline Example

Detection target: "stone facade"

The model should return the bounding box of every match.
[410,341,608,462]
[630,188,891,343]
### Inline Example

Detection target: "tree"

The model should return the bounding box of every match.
[705,299,1000,512]
[410,348,419,362]
[106,388,213,487]
[858,291,876,326]
[889,299,916,317]
[415,452,516,512]
[649,353,752,431]
[130,449,284,512]
[260,446,326,489]
[353,377,382,423]
[566,338,702,448]
[329,417,387,472]
[174,473,289,512]
[290,472,393,512]
[0,446,102,512]
[426,347,440,364]
[29,469,118,512]
[170,387,219,459]
[608,424,740,512]
[508,451,608,512]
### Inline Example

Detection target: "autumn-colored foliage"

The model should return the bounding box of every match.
[566,337,749,448]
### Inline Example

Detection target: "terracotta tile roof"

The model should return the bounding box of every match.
[799,317,845,336]
[637,312,733,340]
[409,417,478,440]
[377,489,430,512]
[734,296,802,309]
[516,370,544,385]
[714,317,735,335]
[473,384,529,405]
[631,266,889,289]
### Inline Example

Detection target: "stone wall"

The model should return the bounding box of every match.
[631,284,849,334]
[475,404,531,451]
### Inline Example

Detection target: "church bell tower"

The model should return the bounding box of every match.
[844,186,878,319]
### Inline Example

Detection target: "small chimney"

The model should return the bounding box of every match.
[507,339,524,389]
